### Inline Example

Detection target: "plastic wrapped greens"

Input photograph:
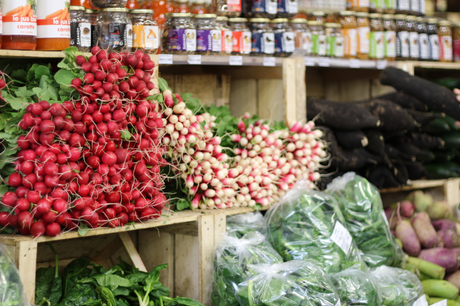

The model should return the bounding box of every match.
[329,267,381,306]
[237,260,341,306]
[211,231,283,306]
[227,212,265,237]
[0,243,29,306]
[265,181,365,273]
[370,266,424,306]
[326,172,404,268]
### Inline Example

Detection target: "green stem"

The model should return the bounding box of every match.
[47,242,59,278]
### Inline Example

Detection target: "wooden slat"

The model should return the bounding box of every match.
[283,58,297,127]
[16,240,38,303]
[174,234,199,300]
[119,232,147,272]
[257,79,284,122]
[294,57,307,123]
[198,214,215,306]
[380,179,448,193]
[229,79,257,117]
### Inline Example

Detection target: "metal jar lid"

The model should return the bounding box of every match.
[290,18,307,24]
[194,14,217,18]
[250,18,270,23]
[70,6,86,11]
[228,17,248,22]
[129,9,154,14]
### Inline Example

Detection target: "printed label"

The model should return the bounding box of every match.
[419,0,425,14]
[158,54,173,64]
[227,0,242,12]
[263,56,276,66]
[347,0,369,8]
[263,32,275,54]
[302,32,312,54]
[384,31,396,58]
[252,0,277,14]
[229,55,243,65]
[358,26,370,54]
[396,31,409,58]
[71,22,91,48]
[454,39,460,62]
[126,24,133,49]
[331,221,352,254]
[429,34,439,60]
[409,31,419,59]
[440,35,453,61]
[252,32,264,53]
[37,0,70,39]
[410,0,419,12]
[413,295,429,306]
[342,28,357,56]
[197,29,211,51]
[91,24,98,47]
[0,13,3,35]
[2,0,37,36]
[222,30,233,53]
[106,23,126,49]
[278,0,298,14]
[326,35,335,57]
[384,0,396,9]
[133,25,159,50]
[311,33,326,56]
[370,31,384,59]
[169,28,196,51]
[185,29,196,52]
[187,54,201,64]
[233,30,251,54]
[419,33,429,60]
[397,0,410,10]
[370,0,383,9]
[336,36,344,57]
[211,29,221,52]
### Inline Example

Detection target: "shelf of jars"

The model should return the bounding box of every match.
[158,54,284,66]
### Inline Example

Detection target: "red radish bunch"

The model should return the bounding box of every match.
[0,48,168,237]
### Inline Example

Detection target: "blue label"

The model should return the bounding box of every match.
[252,32,263,53]
[278,0,297,13]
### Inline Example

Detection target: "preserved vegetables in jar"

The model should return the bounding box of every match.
[397,0,409,14]
[416,16,429,60]
[70,6,91,51]
[126,0,141,9]
[130,9,159,52]
[98,8,130,51]
[454,23,460,62]
[325,23,344,57]
[395,14,409,59]
[244,0,277,18]
[271,18,294,56]
[406,15,418,60]
[229,17,251,54]
[427,18,439,61]
[2,0,37,50]
[277,0,297,18]
[216,16,232,54]
[339,11,358,58]
[214,0,241,17]
[307,20,326,56]
[191,0,208,14]
[36,0,70,50]
[369,13,384,59]
[438,20,452,62]
[195,14,220,54]
[174,0,190,12]
[346,0,369,12]
[290,18,311,55]
[250,18,274,55]
[383,14,396,60]
[86,9,98,48]
[356,12,370,59]
[162,13,196,53]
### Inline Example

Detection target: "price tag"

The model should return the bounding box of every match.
[413,295,429,306]
[431,300,447,306]
[158,54,173,65]
[263,57,276,67]
[330,221,352,254]
[304,57,316,66]
[318,57,330,67]
[187,55,202,65]
[382,211,389,227]
[229,56,243,66]
[377,60,388,69]
[349,59,361,68]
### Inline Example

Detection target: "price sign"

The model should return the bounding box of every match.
[229,56,243,66]
[188,55,202,65]
[330,221,352,254]
[349,59,361,68]
[318,57,330,67]
[263,57,276,66]
[158,54,173,65]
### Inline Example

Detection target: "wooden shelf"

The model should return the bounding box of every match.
[0,50,66,59]
[159,54,283,66]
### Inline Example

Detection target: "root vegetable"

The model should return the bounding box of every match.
[433,220,459,249]
[419,248,460,273]
[412,212,441,248]
[428,201,453,220]
[395,220,421,256]
[447,271,460,289]
[421,279,459,300]
[407,256,446,279]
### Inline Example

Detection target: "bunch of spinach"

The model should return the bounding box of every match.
[326,172,404,268]
[236,260,341,306]
[35,256,203,306]
[226,212,265,238]
[0,243,29,306]
[211,231,282,306]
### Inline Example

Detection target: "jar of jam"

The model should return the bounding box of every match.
[383,14,396,60]
[98,8,130,51]
[277,0,297,18]
[194,14,220,54]
[339,11,358,58]
[416,16,429,60]
[427,18,439,61]
[307,20,326,56]
[384,0,396,14]
[36,0,71,50]
[130,9,159,52]
[454,23,460,62]
[346,0,369,12]
[369,0,384,13]
[356,12,370,59]
[438,20,452,62]
[126,0,141,9]
[2,0,37,50]
[406,15,419,60]
[397,0,409,14]
[309,11,326,23]
[250,18,274,55]
[290,18,311,54]
[214,0,241,17]
[395,14,409,59]
[325,23,344,57]
[86,9,99,48]
[216,16,233,54]
[70,6,91,51]
[244,0,277,18]
[175,0,190,12]
[229,17,251,54]
[162,13,196,53]
[72,0,97,8]
[369,13,384,59]
[270,18,294,56]
[191,0,208,14]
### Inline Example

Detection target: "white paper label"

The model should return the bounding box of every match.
[318,34,327,56]
[432,300,447,306]
[304,57,315,66]
[79,22,91,48]
[263,32,275,54]
[37,0,70,39]
[409,31,419,59]
[302,32,312,54]
[2,0,37,36]
[283,32,295,53]
[429,34,439,60]
[229,55,243,66]
[385,31,396,58]
[377,60,387,70]
[187,55,201,65]
[159,54,173,64]
[331,221,352,254]
[222,30,233,53]
[336,36,344,57]
[318,57,330,67]
[126,24,133,49]
[266,0,278,14]
[211,29,221,52]
[413,295,429,306]
[263,57,276,66]
[419,33,429,60]
[286,0,298,13]
[185,29,196,52]
[358,26,370,54]
[349,59,360,68]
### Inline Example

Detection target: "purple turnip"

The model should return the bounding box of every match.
[419,248,460,273]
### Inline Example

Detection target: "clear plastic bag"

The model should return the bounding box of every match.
[329,267,382,306]
[211,231,282,306]
[0,243,30,306]
[227,212,265,238]
[265,181,365,273]
[237,260,341,306]
[326,172,404,268]
[370,266,424,306]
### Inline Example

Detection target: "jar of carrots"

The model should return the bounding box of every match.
[2,0,37,50]
[36,0,71,50]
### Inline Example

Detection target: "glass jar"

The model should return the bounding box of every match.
[383,14,396,60]
[36,0,71,51]
[70,6,92,52]
[191,0,208,14]
[438,20,452,62]
[244,0,277,18]
[277,0,297,18]
[229,17,251,54]
[175,0,190,12]
[98,8,131,51]
[397,0,410,14]
[369,0,384,13]
[91,0,128,8]
[309,11,326,23]
[2,0,37,50]
[271,18,294,56]
[126,0,141,8]
[162,13,196,53]
[307,20,326,56]
[194,14,220,54]
[454,23,460,62]
[427,18,439,61]
[130,9,159,52]
[86,9,99,48]
[356,12,370,59]
[384,0,396,13]
[73,0,97,8]
[216,16,233,54]
[214,0,241,17]
[250,18,274,56]
[346,0,369,12]
[152,0,175,28]
[406,15,418,60]
[369,13,384,59]
[418,0,425,16]
[416,16,429,60]
[409,0,418,16]
[395,14,409,59]
[339,11,358,58]
[325,23,344,58]
[290,18,311,55]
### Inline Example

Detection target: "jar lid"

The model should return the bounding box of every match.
[216,16,228,21]
[427,18,439,24]
[355,12,369,17]
[311,11,325,16]
[102,8,128,12]
[394,14,407,19]
[129,9,154,14]
[415,16,425,22]
[228,17,248,22]
[70,6,86,11]
[307,20,322,26]
[85,9,99,14]
[194,14,217,18]
[165,13,193,17]
[369,13,382,18]
[439,20,451,26]
[271,18,289,23]
[195,0,206,3]
[175,0,189,3]
[250,18,270,23]
[290,18,307,24]
[339,11,354,16]
[382,14,394,19]
[406,15,417,20]
[324,23,341,28]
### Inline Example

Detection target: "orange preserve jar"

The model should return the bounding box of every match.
[152,0,175,28]
[191,0,208,14]
[174,0,190,12]
[126,0,141,9]
[2,0,37,50]
[36,0,71,50]
[71,0,96,9]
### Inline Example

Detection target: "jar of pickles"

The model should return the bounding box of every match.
[71,6,92,52]
[271,18,295,56]
[162,13,196,53]
[216,16,233,54]
[339,11,358,58]
[325,23,344,57]
[356,12,370,59]
[130,9,159,52]
[250,18,274,55]
[416,16,429,60]
[438,20,452,62]
[406,15,419,60]
[195,14,220,54]
[369,13,384,59]
[86,9,99,48]
[395,14,409,59]
[346,0,369,12]
[290,18,311,55]
[244,0,277,18]
[307,20,326,56]
[229,17,251,54]
[383,14,396,60]
[214,0,242,17]
[427,18,439,61]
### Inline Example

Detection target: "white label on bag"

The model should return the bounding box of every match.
[331,221,352,254]
[413,295,429,306]
[431,300,447,306]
